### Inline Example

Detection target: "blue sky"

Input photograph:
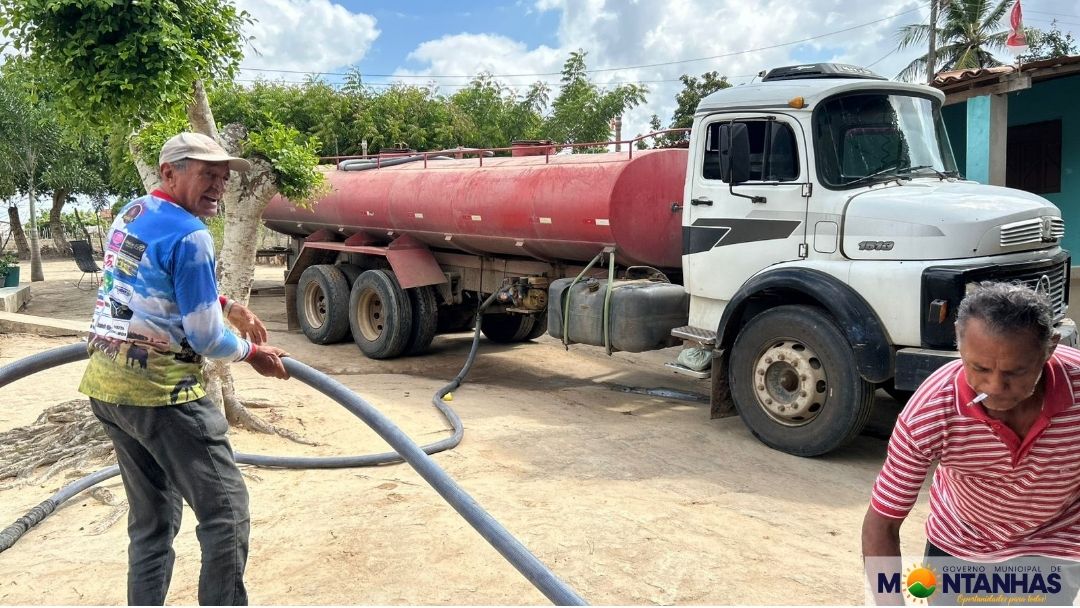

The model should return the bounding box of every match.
[231,0,1080,141]
[1,0,1076,220]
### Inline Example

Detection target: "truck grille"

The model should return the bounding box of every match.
[1000,217,1065,247]
[994,261,1069,318]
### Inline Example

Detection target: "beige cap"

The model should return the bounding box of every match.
[159,132,251,172]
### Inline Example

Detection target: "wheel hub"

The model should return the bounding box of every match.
[356,290,384,342]
[303,282,327,329]
[752,340,827,426]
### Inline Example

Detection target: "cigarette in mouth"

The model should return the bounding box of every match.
[968,393,988,407]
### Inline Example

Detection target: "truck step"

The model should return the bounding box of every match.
[664,362,712,379]
[670,326,717,346]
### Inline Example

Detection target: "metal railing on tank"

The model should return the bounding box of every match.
[321,128,691,170]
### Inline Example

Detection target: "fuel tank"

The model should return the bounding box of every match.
[262,149,688,270]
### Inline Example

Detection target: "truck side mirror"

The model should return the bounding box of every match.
[718,122,751,184]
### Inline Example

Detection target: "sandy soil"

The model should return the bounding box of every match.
[0,259,932,605]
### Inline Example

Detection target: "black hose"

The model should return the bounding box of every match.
[338,154,453,171]
[0,301,585,605]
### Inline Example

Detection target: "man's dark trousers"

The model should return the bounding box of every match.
[91,396,250,605]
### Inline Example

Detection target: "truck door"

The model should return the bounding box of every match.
[684,114,809,304]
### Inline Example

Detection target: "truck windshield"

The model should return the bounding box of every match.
[813,92,959,189]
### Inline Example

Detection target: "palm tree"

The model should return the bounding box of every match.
[896,0,1014,82]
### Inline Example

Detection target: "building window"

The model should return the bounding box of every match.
[1006,119,1062,194]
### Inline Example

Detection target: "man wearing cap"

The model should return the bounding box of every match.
[80,132,289,605]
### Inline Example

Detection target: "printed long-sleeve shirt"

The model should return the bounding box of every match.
[79,190,251,406]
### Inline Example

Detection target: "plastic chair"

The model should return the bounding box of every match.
[70,240,101,291]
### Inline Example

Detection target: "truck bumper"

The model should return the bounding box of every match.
[893,317,1078,392]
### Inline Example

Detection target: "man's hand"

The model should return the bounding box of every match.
[227,301,268,345]
[246,345,290,379]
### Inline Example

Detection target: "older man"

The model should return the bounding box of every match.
[79,132,289,605]
[862,281,1080,604]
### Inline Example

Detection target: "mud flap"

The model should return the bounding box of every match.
[710,350,736,419]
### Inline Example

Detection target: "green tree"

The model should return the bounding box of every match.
[353,84,458,152]
[447,74,547,149]
[670,72,730,131]
[0,0,249,128]
[43,135,109,257]
[896,0,1014,82]
[543,50,648,150]
[1,0,323,434]
[656,71,731,147]
[1022,20,1078,61]
[0,60,62,279]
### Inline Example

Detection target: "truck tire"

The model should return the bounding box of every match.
[297,264,351,344]
[727,305,875,457]
[481,313,535,343]
[882,383,914,404]
[404,285,438,355]
[337,264,362,288]
[349,269,413,359]
[524,314,548,341]
[437,302,476,333]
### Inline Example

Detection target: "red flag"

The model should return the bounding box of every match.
[1006,0,1029,54]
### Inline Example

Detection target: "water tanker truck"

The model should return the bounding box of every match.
[263,63,1075,457]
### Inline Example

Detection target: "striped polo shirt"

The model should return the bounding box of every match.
[870,346,1080,560]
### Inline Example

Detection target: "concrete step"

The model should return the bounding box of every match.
[0,285,30,313]
[0,310,87,337]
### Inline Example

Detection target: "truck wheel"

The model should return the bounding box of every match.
[437,304,475,333]
[404,285,438,355]
[481,313,535,343]
[297,264,351,344]
[349,269,413,359]
[524,314,548,341]
[338,264,362,288]
[728,305,875,457]
[881,379,914,404]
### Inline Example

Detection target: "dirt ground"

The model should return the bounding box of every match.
[0,259,933,605]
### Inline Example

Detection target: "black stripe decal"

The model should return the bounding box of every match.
[682,218,802,255]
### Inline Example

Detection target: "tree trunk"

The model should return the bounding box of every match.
[27,179,44,282]
[927,0,939,84]
[72,208,95,250]
[185,82,292,437]
[49,189,72,257]
[7,205,30,260]
[206,131,279,430]
[187,80,220,141]
[129,139,161,194]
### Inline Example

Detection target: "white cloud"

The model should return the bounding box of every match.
[235,0,380,74]
[396,33,564,94]
[396,0,1078,142]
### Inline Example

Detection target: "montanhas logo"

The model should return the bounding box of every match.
[905,564,937,602]
[875,561,1065,605]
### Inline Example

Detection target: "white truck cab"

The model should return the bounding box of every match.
[677,63,1075,456]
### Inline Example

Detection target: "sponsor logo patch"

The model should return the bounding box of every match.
[110,280,134,304]
[108,319,130,339]
[120,204,143,224]
[108,230,126,252]
[114,255,139,279]
[119,235,147,261]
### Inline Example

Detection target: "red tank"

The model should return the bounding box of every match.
[262,148,687,270]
